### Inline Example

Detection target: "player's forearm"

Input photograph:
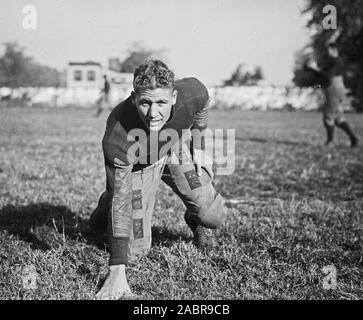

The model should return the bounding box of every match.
[191,128,206,150]
[107,171,132,266]
[103,160,133,266]
[191,100,209,150]
[191,100,209,130]
[109,237,129,265]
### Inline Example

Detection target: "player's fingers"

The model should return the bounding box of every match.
[120,291,139,300]
[96,289,132,300]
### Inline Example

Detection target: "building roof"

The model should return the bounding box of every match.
[68,61,101,66]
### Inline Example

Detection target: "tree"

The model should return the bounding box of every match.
[0,41,62,87]
[251,66,264,83]
[0,42,32,87]
[294,0,363,111]
[119,42,167,73]
[223,64,264,86]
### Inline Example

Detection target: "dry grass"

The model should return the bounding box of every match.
[0,106,362,299]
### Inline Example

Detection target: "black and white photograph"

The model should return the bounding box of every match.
[0,0,362,305]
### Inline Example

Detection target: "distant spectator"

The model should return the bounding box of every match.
[95,75,111,117]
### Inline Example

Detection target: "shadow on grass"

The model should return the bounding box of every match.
[0,203,191,252]
[151,225,190,248]
[0,203,106,251]
[235,136,313,147]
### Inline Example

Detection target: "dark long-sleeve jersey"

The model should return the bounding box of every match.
[304,56,344,89]
[102,77,210,265]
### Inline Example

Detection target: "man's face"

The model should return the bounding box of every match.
[133,88,177,131]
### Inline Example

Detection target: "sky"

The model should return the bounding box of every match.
[0,0,312,86]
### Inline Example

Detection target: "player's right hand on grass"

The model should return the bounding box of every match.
[96,264,132,300]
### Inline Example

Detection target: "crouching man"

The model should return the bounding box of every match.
[89,59,228,299]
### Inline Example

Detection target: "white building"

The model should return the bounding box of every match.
[67,59,133,89]
[67,61,103,88]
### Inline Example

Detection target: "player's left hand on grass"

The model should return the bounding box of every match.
[192,148,213,177]
[96,265,132,300]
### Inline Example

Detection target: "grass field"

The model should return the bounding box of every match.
[0,107,362,300]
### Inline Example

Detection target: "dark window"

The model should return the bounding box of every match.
[74,70,82,81]
[87,70,96,81]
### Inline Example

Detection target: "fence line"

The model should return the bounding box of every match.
[0,85,329,111]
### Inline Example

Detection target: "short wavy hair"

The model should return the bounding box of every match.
[133,59,175,93]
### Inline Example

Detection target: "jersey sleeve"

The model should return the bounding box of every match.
[189,78,210,150]
[102,109,138,167]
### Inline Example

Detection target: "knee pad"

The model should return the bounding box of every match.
[323,117,335,127]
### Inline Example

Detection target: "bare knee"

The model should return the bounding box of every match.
[324,117,334,127]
